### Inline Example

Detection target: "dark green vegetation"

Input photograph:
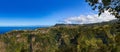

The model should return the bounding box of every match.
[0,21,120,52]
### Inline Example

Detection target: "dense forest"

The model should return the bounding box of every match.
[0,20,120,52]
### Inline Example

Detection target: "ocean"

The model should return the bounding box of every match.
[0,26,48,34]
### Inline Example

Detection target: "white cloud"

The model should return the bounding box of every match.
[62,11,117,24]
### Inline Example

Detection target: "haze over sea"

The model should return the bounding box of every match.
[0,26,49,34]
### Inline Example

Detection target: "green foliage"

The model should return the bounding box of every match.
[0,22,119,52]
[86,0,120,18]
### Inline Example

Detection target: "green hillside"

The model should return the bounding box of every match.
[0,21,120,52]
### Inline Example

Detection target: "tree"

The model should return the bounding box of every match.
[86,0,120,18]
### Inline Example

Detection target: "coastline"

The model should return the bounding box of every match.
[0,26,50,35]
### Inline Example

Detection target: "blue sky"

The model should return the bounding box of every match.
[0,0,96,26]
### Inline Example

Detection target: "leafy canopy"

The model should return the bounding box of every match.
[86,0,120,18]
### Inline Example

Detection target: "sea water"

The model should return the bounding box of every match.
[0,26,48,34]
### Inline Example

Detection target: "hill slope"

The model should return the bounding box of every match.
[0,20,120,52]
